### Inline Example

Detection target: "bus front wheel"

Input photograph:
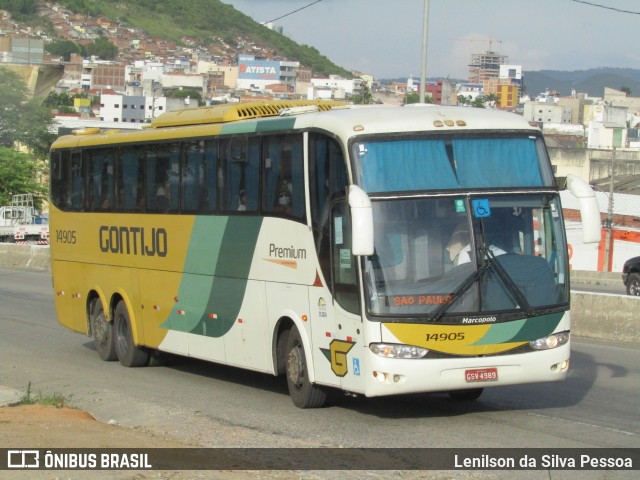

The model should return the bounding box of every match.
[114,301,149,367]
[90,298,116,361]
[285,328,327,408]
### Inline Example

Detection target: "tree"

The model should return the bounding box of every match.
[85,37,118,60]
[0,147,48,208]
[0,0,38,21]
[404,92,433,104]
[621,86,632,96]
[351,85,374,105]
[0,68,27,149]
[484,93,498,108]
[0,67,55,158]
[46,40,83,61]
[166,89,203,104]
[457,95,471,106]
[16,99,57,158]
[471,96,487,108]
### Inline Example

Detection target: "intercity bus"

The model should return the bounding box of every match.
[49,100,600,408]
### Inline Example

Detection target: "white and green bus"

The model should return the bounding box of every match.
[49,100,600,408]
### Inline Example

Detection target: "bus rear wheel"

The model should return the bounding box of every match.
[90,298,116,361]
[114,301,149,367]
[285,327,327,408]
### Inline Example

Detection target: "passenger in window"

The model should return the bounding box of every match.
[275,179,292,215]
[155,174,170,212]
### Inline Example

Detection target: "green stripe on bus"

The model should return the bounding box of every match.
[255,117,297,132]
[218,117,296,135]
[508,312,563,342]
[161,216,263,337]
[471,312,563,346]
[200,216,263,337]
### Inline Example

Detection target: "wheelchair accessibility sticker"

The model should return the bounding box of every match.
[353,358,361,376]
[472,199,491,218]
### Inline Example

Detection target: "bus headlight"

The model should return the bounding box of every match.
[369,343,428,359]
[529,332,570,350]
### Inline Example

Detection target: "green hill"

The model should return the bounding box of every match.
[524,68,640,97]
[55,0,352,77]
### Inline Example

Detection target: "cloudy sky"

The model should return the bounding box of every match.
[221,0,640,80]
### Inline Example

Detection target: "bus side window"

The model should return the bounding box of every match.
[309,133,349,285]
[51,150,71,210]
[331,202,360,314]
[222,136,259,213]
[70,151,84,211]
[262,134,304,220]
[263,135,283,215]
[202,140,218,213]
[182,141,203,212]
[116,146,144,211]
[289,136,304,219]
[147,143,179,213]
[85,148,115,212]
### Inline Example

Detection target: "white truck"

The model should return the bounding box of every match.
[0,194,49,244]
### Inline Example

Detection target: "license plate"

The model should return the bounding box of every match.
[465,367,498,383]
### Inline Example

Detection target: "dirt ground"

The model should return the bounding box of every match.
[0,405,298,480]
[0,404,190,448]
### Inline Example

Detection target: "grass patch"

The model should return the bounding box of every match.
[16,382,71,409]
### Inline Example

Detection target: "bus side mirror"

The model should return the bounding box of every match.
[565,174,601,244]
[348,185,374,256]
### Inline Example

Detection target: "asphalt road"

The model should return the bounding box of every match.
[0,268,638,477]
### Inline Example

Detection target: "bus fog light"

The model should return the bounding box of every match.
[550,360,569,372]
[530,332,569,350]
[369,343,428,359]
[373,371,388,382]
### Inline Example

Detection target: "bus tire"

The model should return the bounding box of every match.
[285,327,327,408]
[114,301,149,367]
[90,298,116,361]
[449,388,483,401]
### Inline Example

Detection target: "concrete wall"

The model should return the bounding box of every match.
[548,147,640,183]
[571,292,640,344]
[1,244,638,344]
[0,244,50,272]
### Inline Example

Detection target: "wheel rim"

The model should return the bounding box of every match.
[287,344,304,388]
[632,280,640,296]
[94,310,108,346]
[115,313,129,355]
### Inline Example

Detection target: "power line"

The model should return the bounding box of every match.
[262,0,325,25]
[569,0,640,15]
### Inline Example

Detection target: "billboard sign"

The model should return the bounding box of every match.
[239,60,280,81]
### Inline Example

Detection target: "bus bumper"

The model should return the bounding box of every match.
[361,342,570,398]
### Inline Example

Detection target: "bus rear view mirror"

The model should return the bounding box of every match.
[565,174,601,244]
[348,185,374,256]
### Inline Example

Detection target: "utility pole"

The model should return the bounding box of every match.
[603,147,616,271]
[419,0,430,104]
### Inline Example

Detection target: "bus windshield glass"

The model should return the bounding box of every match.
[363,193,568,319]
[353,135,555,192]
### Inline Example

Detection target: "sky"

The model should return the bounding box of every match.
[221,0,640,80]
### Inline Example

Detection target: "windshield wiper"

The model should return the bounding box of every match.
[430,262,489,322]
[430,246,533,322]
[481,247,533,315]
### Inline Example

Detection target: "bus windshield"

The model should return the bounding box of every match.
[363,193,569,319]
[353,135,555,192]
